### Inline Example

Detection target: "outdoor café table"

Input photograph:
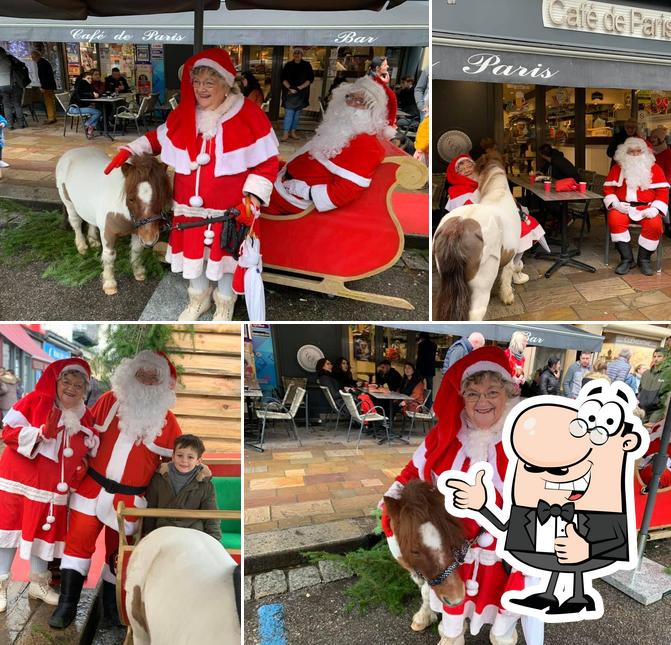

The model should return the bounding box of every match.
[367,389,414,444]
[87,96,127,140]
[244,387,264,452]
[507,175,602,278]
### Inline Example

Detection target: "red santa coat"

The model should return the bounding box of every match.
[68,391,182,533]
[639,420,671,488]
[603,162,670,217]
[504,348,526,386]
[654,147,671,184]
[127,95,279,280]
[0,364,98,561]
[264,133,385,215]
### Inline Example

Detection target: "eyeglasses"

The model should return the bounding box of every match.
[462,389,504,402]
[60,378,86,392]
[192,79,218,90]
[345,93,368,107]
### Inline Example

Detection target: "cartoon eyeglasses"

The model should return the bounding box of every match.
[569,399,624,445]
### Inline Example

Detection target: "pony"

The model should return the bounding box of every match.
[56,147,171,295]
[124,526,240,645]
[383,479,466,643]
[433,152,523,321]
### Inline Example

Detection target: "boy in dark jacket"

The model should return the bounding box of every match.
[144,434,221,541]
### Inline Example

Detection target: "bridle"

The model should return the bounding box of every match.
[132,210,172,231]
[414,527,486,587]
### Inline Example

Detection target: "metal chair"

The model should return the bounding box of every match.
[255,386,305,450]
[340,391,389,449]
[318,385,347,430]
[168,95,179,110]
[56,92,83,136]
[404,390,435,441]
[112,95,152,136]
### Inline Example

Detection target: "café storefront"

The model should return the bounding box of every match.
[0,2,428,117]
[433,0,671,175]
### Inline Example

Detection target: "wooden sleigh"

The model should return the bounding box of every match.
[260,139,429,310]
[634,467,671,540]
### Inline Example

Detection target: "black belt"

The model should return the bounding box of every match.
[88,467,147,496]
[629,202,648,206]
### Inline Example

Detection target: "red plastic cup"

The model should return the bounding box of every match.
[579,181,587,193]
[544,181,551,192]
[529,172,536,183]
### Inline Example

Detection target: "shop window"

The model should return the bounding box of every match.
[248,46,273,95]
[502,83,536,176]
[280,46,328,115]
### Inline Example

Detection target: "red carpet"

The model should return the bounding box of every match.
[393,192,429,236]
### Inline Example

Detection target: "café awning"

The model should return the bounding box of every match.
[225,0,407,9]
[0,2,428,46]
[388,323,604,352]
[0,324,54,370]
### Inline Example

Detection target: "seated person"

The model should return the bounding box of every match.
[90,69,105,95]
[538,143,580,181]
[264,75,395,215]
[445,153,547,256]
[104,67,131,94]
[395,76,419,119]
[374,359,401,392]
[397,361,425,413]
[240,71,264,107]
[69,70,101,140]
[332,357,357,389]
[143,434,221,541]
[315,357,344,405]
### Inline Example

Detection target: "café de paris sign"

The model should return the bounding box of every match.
[543,0,671,42]
[70,28,186,43]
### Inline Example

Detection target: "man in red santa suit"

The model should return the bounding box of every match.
[263,75,395,215]
[49,351,182,629]
[604,136,670,276]
[649,126,671,184]
[104,49,279,321]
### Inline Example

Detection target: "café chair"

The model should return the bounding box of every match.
[567,169,597,248]
[56,92,83,136]
[403,391,435,442]
[340,391,389,449]
[318,385,347,430]
[255,387,305,451]
[112,95,153,136]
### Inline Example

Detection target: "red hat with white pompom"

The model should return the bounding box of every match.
[164,48,237,167]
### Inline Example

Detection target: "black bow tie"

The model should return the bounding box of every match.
[537,500,575,525]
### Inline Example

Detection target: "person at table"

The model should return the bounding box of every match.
[240,71,264,107]
[104,67,130,94]
[538,143,579,181]
[607,118,640,163]
[604,136,670,276]
[332,357,357,389]
[397,362,425,414]
[89,69,105,95]
[374,359,401,392]
[315,358,345,405]
[69,70,101,140]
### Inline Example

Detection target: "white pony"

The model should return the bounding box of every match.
[433,153,523,321]
[55,147,171,295]
[124,527,240,645]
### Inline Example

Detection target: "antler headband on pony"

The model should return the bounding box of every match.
[424,346,514,482]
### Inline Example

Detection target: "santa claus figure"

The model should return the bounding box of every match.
[105,48,279,321]
[650,126,671,184]
[49,351,182,629]
[639,419,671,490]
[0,358,97,612]
[263,75,395,215]
[604,136,670,276]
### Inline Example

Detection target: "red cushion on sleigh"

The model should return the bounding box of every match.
[259,139,428,309]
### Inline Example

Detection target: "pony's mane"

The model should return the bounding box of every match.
[123,154,172,211]
[395,480,464,555]
[475,151,505,191]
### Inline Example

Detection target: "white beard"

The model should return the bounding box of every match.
[110,360,176,445]
[614,144,656,191]
[307,106,376,159]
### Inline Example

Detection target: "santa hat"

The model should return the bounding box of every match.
[423,347,513,481]
[164,48,237,167]
[650,126,668,141]
[371,74,398,140]
[36,357,91,400]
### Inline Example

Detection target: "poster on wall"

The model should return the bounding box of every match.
[250,325,277,395]
[151,45,166,103]
[135,45,150,64]
[135,63,153,95]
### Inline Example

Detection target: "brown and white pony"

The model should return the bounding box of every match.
[56,147,171,295]
[384,479,466,642]
[433,152,522,321]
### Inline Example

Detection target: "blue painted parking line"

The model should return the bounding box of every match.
[258,603,287,645]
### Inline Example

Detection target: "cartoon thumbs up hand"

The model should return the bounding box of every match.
[440,468,489,512]
[554,522,590,565]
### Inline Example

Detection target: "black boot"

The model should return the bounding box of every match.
[614,241,635,275]
[637,247,655,276]
[48,569,85,629]
[100,580,122,628]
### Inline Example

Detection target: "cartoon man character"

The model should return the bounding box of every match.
[439,380,648,620]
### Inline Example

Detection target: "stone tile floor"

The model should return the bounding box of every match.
[244,420,425,535]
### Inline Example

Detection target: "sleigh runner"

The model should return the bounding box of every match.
[260,140,428,310]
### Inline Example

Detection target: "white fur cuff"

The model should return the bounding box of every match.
[311,183,337,212]
[243,173,273,206]
[124,136,153,157]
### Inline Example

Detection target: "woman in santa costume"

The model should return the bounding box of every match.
[381,347,534,645]
[504,332,528,389]
[104,48,279,321]
[0,358,98,612]
[446,154,548,271]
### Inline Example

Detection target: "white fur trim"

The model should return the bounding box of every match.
[68,491,97,516]
[273,168,311,210]
[194,57,235,87]
[125,136,154,157]
[638,235,659,251]
[412,440,428,480]
[649,182,670,189]
[173,202,232,220]
[61,554,92,577]
[446,189,480,211]
[144,441,173,458]
[383,480,405,501]
[461,361,512,384]
[603,180,620,187]
[157,123,192,175]
[610,230,631,243]
[213,127,279,178]
[0,477,68,505]
[165,247,237,280]
[314,155,372,188]
[383,125,397,140]
[101,562,116,584]
[243,173,273,206]
[603,194,618,209]
[311,183,337,212]
[626,185,638,202]
[16,425,42,459]
[95,400,119,434]
[652,200,668,215]
[18,537,64,562]
[103,430,135,482]
[0,529,21,549]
